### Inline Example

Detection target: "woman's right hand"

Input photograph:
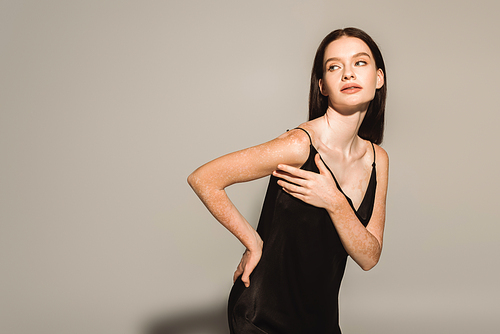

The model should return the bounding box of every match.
[233,232,263,288]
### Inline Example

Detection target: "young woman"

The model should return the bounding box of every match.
[188,27,389,333]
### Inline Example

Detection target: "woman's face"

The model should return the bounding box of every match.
[319,36,384,112]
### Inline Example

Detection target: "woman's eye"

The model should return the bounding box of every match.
[328,65,340,71]
[355,60,367,66]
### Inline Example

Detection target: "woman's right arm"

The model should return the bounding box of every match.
[187,129,310,286]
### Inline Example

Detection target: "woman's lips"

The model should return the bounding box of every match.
[341,84,362,94]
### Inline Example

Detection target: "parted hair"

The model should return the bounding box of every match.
[309,27,387,144]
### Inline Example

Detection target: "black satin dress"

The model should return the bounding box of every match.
[228,128,377,334]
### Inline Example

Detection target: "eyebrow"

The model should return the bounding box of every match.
[324,52,372,66]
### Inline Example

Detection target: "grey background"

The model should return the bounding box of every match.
[1,0,499,333]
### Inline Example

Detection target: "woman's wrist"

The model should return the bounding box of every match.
[247,229,263,253]
[325,192,349,215]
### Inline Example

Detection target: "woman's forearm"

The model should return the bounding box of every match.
[326,198,382,270]
[187,173,261,251]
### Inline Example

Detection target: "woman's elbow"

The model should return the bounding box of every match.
[360,260,378,271]
[187,172,195,187]
[187,169,214,196]
[359,239,382,271]
[359,253,381,271]
[187,170,201,191]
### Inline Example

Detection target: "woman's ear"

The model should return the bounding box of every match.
[318,79,328,96]
[376,69,384,89]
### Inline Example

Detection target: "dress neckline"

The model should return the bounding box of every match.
[312,145,375,213]
[293,127,376,214]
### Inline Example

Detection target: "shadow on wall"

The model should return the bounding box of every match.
[144,304,229,334]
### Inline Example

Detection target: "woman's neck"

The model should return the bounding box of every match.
[319,106,366,157]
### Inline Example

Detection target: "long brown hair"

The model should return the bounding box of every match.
[309,27,387,144]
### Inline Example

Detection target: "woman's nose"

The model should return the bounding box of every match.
[342,67,355,80]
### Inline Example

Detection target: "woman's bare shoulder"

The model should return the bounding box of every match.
[373,144,388,163]
[272,126,312,162]
[373,143,389,177]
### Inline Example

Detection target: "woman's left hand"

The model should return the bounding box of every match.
[273,153,342,210]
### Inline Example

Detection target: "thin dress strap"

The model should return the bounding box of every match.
[370,142,376,167]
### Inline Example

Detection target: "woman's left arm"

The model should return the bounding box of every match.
[273,146,389,271]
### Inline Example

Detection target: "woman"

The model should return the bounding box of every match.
[188,27,389,333]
